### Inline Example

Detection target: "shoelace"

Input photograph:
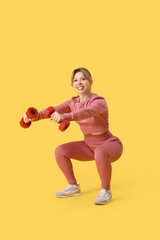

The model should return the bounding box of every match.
[98,189,110,198]
[64,184,78,190]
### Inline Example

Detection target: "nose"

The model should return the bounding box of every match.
[77,79,83,85]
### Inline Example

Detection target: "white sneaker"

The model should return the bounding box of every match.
[55,184,82,198]
[94,188,112,205]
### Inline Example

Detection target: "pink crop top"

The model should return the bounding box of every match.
[32,93,109,134]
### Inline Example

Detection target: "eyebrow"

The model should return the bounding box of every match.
[73,76,85,80]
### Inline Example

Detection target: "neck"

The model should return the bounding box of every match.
[79,92,94,102]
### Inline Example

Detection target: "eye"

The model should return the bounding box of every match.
[82,78,85,80]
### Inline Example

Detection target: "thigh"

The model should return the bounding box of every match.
[95,136,123,163]
[55,141,95,161]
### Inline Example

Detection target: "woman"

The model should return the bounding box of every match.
[24,68,123,205]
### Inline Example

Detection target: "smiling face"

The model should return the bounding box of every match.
[72,71,93,95]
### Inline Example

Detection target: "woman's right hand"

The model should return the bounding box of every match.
[23,113,31,123]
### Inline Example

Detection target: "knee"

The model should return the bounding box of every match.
[55,145,65,158]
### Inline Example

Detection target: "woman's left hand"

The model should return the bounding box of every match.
[50,111,65,123]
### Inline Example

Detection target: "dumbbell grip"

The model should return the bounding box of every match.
[20,107,38,128]
[44,107,70,131]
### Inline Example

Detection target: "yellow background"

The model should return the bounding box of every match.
[1,0,160,239]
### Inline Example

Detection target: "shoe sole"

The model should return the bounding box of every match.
[94,197,112,205]
[55,192,82,198]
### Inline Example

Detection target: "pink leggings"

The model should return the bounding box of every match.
[55,130,123,190]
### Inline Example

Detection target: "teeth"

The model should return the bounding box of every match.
[78,87,84,90]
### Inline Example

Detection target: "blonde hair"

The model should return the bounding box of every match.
[71,68,93,86]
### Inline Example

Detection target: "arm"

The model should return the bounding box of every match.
[31,100,71,122]
[62,98,108,121]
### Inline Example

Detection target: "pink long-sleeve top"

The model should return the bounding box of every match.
[32,93,109,134]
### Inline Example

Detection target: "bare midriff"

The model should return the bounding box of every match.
[84,129,108,135]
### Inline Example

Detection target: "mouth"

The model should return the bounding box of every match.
[77,86,84,90]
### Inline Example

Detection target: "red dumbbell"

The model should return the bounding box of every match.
[19,107,38,128]
[44,106,70,132]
